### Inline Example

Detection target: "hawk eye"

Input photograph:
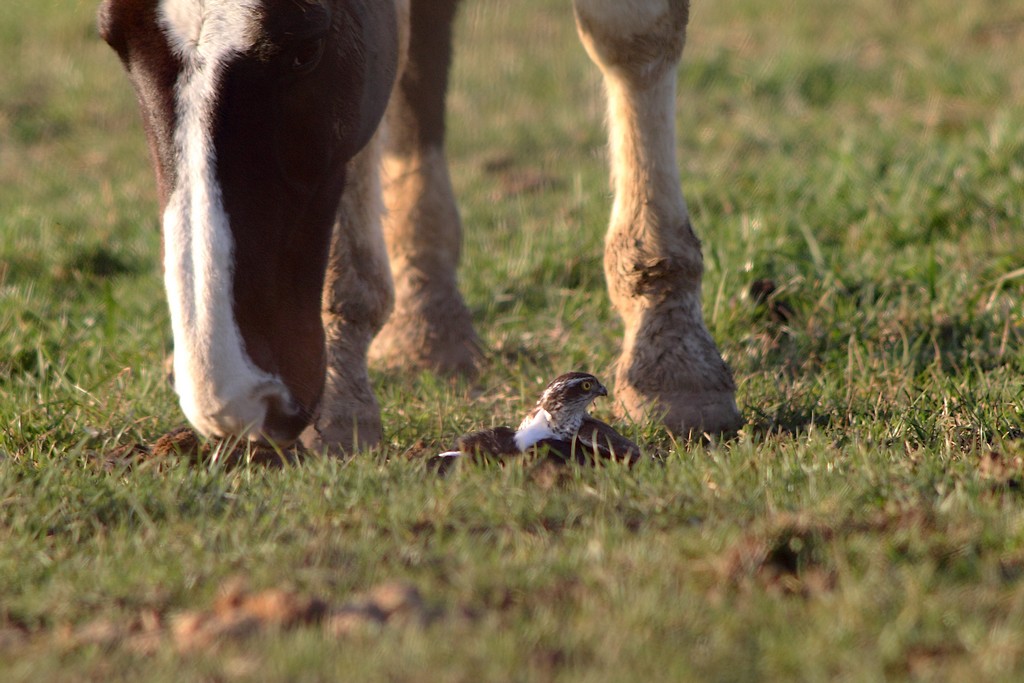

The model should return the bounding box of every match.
[581,381,593,391]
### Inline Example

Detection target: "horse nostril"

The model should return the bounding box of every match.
[259,396,311,446]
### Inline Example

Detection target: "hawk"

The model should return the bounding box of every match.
[436,372,642,465]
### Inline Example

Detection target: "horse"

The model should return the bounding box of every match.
[98,0,742,451]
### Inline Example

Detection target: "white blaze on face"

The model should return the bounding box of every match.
[159,0,290,439]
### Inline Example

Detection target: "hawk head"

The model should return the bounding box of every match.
[514,372,608,449]
[537,372,607,420]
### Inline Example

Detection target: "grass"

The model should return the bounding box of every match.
[2,0,1024,679]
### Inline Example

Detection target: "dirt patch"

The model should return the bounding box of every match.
[54,579,434,655]
[721,515,837,597]
[100,427,305,470]
[494,169,562,199]
[747,278,796,324]
[718,509,948,597]
[885,642,968,679]
[977,450,1024,490]
[527,456,576,490]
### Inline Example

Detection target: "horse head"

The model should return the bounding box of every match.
[99,0,398,445]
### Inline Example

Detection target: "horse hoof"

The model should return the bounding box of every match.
[370,300,481,376]
[301,412,383,456]
[614,382,742,438]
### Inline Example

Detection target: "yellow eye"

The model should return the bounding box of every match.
[581,381,592,391]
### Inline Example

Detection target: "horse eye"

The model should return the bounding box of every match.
[289,37,325,72]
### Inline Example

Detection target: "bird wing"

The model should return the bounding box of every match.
[429,426,519,472]
[526,418,642,465]
[431,416,641,468]
[456,426,520,458]
[529,438,578,461]
[573,416,643,464]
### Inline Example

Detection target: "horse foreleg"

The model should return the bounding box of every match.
[370,0,480,375]
[574,0,742,435]
[301,133,393,454]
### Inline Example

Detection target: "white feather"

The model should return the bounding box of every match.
[514,408,557,451]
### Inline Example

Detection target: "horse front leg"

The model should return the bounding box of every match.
[301,133,393,454]
[573,0,742,435]
[369,0,480,375]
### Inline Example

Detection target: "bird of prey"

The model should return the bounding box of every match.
[435,372,642,465]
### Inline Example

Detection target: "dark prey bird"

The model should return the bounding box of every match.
[436,372,642,465]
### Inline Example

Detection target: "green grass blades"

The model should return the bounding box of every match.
[2,0,1024,680]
